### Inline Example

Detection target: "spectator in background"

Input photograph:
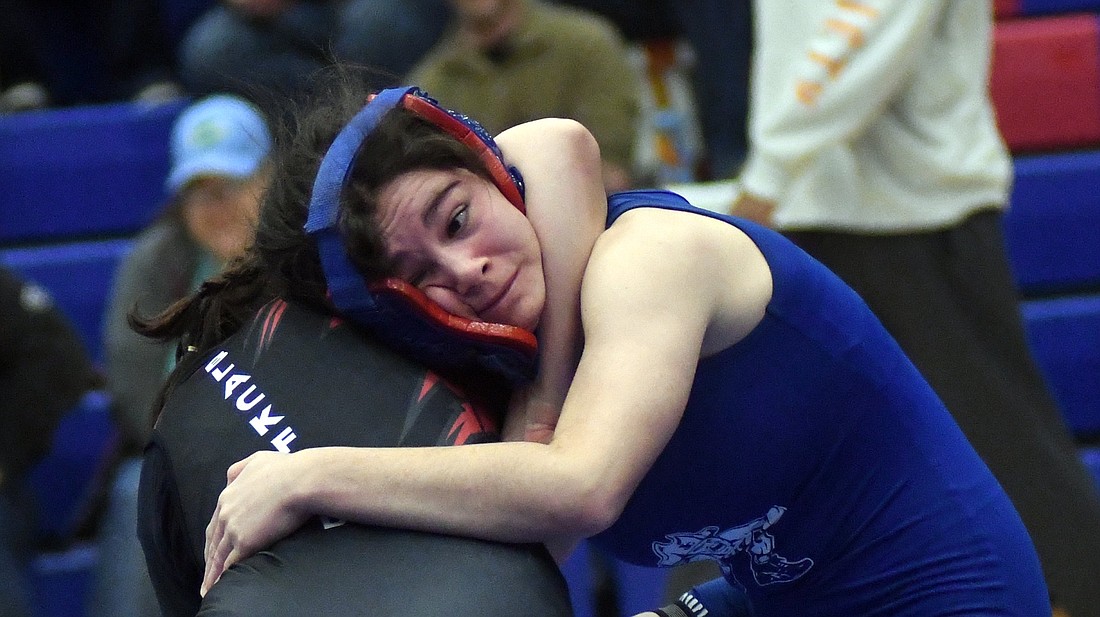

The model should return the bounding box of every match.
[0,0,181,112]
[407,0,641,192]
[0,267,97,617]
[91,94,273,617]
[177,0,451,117]
[551,0,752,181]
[731,2,1100,615]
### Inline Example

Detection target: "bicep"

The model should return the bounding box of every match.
[494,119,607,269]
[548,223,715,508]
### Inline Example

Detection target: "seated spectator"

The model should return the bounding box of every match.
[0,267,97,617]
[407,0,641,192]
[90,93,273,617]
[177,0,451,116]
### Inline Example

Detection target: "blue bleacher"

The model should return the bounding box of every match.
[27,391,119,543]
[1022,294,1100,437]
[1004,150,1100,295]
[30,544,98,617]
[1,101,177,617]
[0,99,185,245]
[0,238,134,364]
[1083,448,1100,486]
[1004,148,1100,442]
[1021,0,1100,15]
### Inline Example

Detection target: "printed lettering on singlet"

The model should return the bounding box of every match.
[203,349,346,530]
[204,350,299,453]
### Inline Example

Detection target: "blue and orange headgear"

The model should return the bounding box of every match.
[304,86,538,383]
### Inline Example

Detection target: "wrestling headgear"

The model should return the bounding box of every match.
[304,86,539,383]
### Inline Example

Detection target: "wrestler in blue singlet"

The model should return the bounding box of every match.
[589,191,1049,616]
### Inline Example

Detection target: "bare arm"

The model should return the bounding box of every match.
[494,119,607,443]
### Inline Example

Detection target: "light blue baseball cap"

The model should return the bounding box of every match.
[166,95,273,193]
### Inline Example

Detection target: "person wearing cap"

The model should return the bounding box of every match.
[89,93,273,617]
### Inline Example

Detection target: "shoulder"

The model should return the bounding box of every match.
[128,218,195,265]
[596,207,753,268]
[408,32,464,80]
[583,209,726,313]
[588,208,772,353]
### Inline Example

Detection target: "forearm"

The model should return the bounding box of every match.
[292,441,613,542]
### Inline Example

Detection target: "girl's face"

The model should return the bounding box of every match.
[376,167,546,331]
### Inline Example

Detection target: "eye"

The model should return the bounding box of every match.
[446,205,468,238]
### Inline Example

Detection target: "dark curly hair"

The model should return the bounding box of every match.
[133,66,494,364]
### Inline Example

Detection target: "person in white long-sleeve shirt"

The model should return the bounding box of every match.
[731,2,1100,615]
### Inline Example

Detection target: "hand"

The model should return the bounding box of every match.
[201,451,310,596]
[730,192,777,227]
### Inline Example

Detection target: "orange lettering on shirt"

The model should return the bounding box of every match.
[837,0,879,19]
[808,51,846,78]
[796,80,823,106]
[825,18,864,48]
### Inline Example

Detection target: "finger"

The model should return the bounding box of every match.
[202,531,233,597]
[226,457,249,484]
[203,504,225,595]
[204,501,221,566]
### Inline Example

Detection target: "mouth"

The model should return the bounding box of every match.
[479,271,516,323]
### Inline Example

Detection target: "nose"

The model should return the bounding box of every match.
[438,250,489,297]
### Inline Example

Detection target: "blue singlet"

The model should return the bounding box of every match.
[588,190,1049,616]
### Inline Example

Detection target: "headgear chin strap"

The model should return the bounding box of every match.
[304,86,538,383]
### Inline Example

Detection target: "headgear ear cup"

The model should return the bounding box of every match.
[400,95,526,212]
[304,86,539,383]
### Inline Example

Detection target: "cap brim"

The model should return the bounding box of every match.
[166,155,261,193]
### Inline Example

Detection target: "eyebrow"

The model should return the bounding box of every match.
[422,179,461,227]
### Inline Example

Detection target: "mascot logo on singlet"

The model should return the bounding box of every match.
[652,506,813,588]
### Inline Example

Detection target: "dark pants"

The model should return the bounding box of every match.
[787,210,1100,617]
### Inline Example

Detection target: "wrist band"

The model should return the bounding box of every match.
[654,590,713,617]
